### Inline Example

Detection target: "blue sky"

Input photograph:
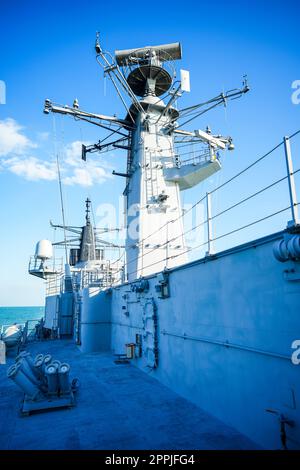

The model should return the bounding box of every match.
[0,0,299,306]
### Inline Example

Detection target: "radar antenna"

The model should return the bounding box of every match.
[43,35,250,280]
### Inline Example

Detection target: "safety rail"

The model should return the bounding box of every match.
[163,142,213,169]
[28,256,64,279]
[77,263,124,290]
[172,148,214,168]
[120,129,300,279]
[202,133,300,256]
[45,261,124,294]
[80,270,112,289]
[46,273,64,296]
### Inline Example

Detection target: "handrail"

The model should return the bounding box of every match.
[118,129,300,280]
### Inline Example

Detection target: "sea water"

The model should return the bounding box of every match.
[0,306,44,329]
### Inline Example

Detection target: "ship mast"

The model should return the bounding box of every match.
[79,198,96,262]
[44,35,249,282]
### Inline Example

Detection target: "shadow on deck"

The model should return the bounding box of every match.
[0,340,257,450]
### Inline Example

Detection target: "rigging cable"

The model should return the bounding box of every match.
[52,115,69,264]
[117,131,300,275]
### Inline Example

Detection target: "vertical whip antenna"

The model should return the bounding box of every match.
[56,154,68,264]
[52,115,68,264]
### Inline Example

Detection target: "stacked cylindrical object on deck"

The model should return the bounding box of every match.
[58,363,71,394]
[45,363,59,394]
[18,358,40,385]
[16,351,37,375]
[7,363,41,400]
[42,354,52,373]
[7,351,72,401]
[34,355,44,380]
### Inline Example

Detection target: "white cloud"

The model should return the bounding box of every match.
[0,118,36,157]
[36,131,49,142]
[64,140,83,167]
[62,140,113,186]
[0,119,113,186]
[63,166,111,187]
[5,156,57,181]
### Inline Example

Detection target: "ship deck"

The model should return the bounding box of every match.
[0,339,257,450]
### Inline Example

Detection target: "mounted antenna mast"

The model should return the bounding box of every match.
[85,198,91,225]
[44,35,249,281]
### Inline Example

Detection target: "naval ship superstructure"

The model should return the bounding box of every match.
[28,197,124,341]
[25,37,300,450]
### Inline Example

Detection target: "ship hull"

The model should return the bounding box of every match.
[108,230,300,449]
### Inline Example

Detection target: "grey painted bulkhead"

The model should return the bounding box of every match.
[45,292,74,335]
[79,230,300,449]
[80,287,112,353]
[59,292,74,336]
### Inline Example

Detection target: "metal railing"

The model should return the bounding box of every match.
[45,261,124,295]
[76,263,123,290]
[121,130,300,279]
[46,273,64,296]
[28,256,64,277]
[202,133,299,256]
[164,145,212,169]
[38,131,300,286]
[176,146,212,167]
